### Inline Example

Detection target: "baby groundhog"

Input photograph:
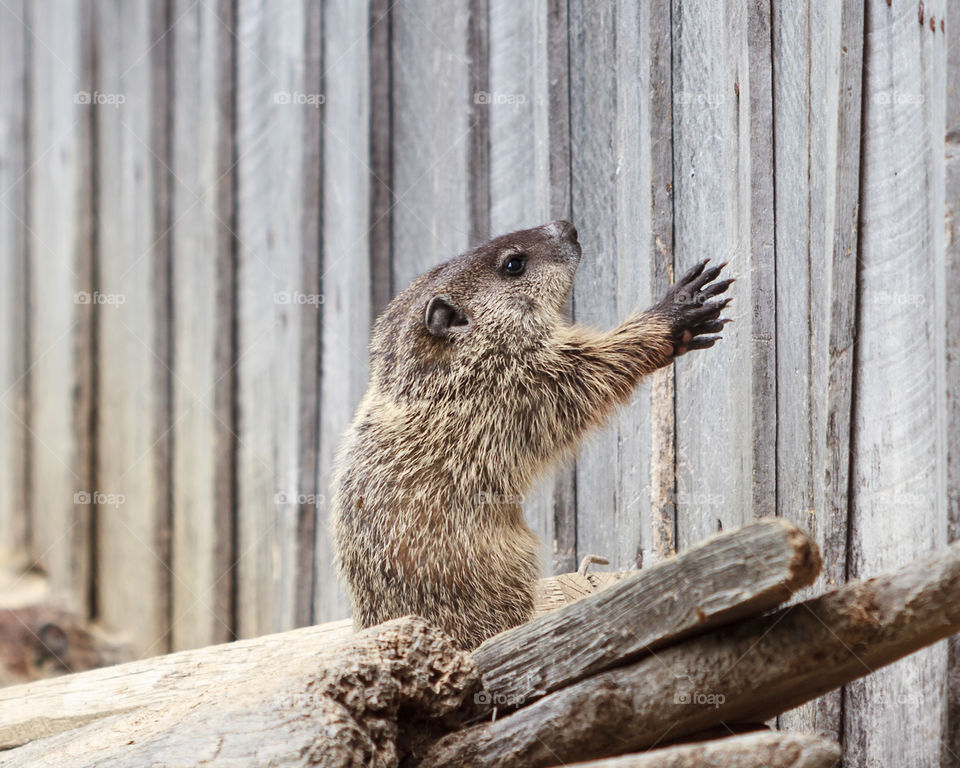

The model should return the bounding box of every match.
[331,221,732,649]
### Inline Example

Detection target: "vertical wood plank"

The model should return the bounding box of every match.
[775,0,864,739]
[26,0,96,614]
[235,0,322,636]
[846,1,948,765]
[312,0,371,622]
[672,0,776,548]
[93,0,172,656]
[487,0,574,574]
[646,0,677,563]
[168,0,236,650]
[944,4,959,764]
[568,0,673,571]
[369,0,394,319]
[0,0,28,565]
[390,1,474,290]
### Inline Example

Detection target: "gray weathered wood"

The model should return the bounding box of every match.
[418,538,960,768]
[557,732,841,768]
[93,0,172,657]
[368,0,394,318]
[776,0,864,739]
[846,2,948,766]
[168,0,235,651]
[0,618,476,768]
[946,5,960,765]
[569,0,673,571]
[313,0,372,622]
[25,0,96,615]
[390,1,475,291]
[488,0,573,574]
[474,518,820,707]
[647,0,678,563]
[947,142,960,768]
[672,0,776,547]
[0,617,353,749]
[0,0,28,564]
[235,0,322,636]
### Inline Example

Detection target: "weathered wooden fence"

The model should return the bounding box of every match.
[0,1,957,765]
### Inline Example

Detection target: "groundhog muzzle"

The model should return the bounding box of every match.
[331,220,732,649]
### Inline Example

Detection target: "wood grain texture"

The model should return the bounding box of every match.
[0,618,475,768]
[368,0,393,318]
[390,0,474,291]
[672,0,776,548]
[474,519,820,708]
[0,0,29,564]
[0,617,354,749]
[419,539,960,768]
[556,732,841,768]
[235,0,322,636]
[25,0,96,616]
[488,0,573,574]
[647,0,677,562]
[93,0,172,657]
[313,0,371,622]
[947,5,960,766]
[846,1,948,766]
[946,142,960,768]
[168,0,235,651]
[568,0,672,572]
[776,0,864,739]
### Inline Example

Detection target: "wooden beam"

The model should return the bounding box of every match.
[0,618,476,768]
[474,518,820,707]
[560,732,840,768]
[0,619,352,748]
[417,539,960,768]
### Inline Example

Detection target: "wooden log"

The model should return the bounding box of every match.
[474,518,819,707]
[563,732,840,768]
[0,566,621,748]
[0,618,352,748]
[416,538,960,768]
[0,618,477,768]
[0,605,129,687]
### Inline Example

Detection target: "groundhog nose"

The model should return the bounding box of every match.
[550,220,578,243]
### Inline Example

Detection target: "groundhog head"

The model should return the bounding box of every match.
[371,221,581,392]
[421,220,581,345]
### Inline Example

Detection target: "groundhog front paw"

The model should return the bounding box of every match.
[653,259,733,356]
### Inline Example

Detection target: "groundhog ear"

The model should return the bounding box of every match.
[425,295,470,338]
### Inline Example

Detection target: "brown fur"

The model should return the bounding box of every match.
[331,221,731,649]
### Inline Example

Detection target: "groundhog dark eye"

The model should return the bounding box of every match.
[503,256,526,276]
